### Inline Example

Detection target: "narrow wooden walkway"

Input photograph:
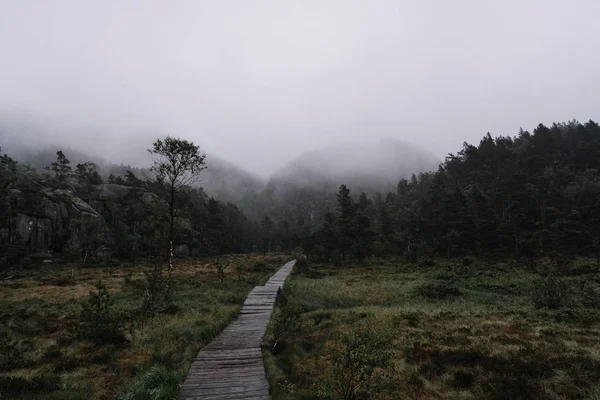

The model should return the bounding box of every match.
[179,260,296,400]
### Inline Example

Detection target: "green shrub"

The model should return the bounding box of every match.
[0,330,21,371]
[116,366,180,400]
[252,261,268,272]
[579,282,600,308]
[216,262,225,283]
[0,373,61,398]
[531,276,570,309]
[417,281,462,300]
[318,326,392,399]
[330,251,342,267]
[79,280,126,344]
[401,311,420,327]
[141,267,172,316]
[452,370,475,388]
[294,256,311,274]
[561,264,597,276]
[405,251,418,263]
[0,241,30,269]
[263,351,292,400]
[271,303,302,353]
[462,257,475,266]
[278,380,297,396]
[418,258,436,268]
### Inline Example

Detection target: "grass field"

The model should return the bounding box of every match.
[0,254,290,400]
[264,258,600,400]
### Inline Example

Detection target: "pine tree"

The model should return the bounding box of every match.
[48,150,72,182]
[261,215,273,253]
[336,185,355,263]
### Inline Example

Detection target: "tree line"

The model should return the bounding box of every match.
[0,138,286,269]
[3,119,600,268]
[303,120,600,264]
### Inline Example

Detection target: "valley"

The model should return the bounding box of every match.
[2,1,599,398]
[2,120,600,400]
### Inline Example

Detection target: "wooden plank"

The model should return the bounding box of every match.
[179,260,295,400]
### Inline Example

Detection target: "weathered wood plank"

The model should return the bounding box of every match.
[179,260,295,400]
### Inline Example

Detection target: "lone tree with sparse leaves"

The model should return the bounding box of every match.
[148,137,206,276]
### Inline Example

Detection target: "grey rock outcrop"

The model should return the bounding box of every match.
[11,179,199,257]
[92,184,158,205]
[13,184,108,252]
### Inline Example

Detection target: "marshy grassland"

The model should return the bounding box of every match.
[0,254,290,400]
[264,258,600,400]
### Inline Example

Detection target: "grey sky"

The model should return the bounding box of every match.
[1,0,599,176]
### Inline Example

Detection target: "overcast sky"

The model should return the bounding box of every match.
[1,0,599,176]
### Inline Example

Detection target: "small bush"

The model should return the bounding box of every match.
[319,326,392,399]
[141,267,172,316]
[252,261,268,272]
[419,258,436,268]
[330,251,342,267]
[531,276,570,309]
[462,257,475,266]
[52,276,77,286]
[294,256,311,274]
[116,366,180,400]
[123,273,134,286]
[562,264,597,276]
[401,311,420,327]
[480,375,538,400]
[0,330,21,371]
[452,370,475,388]
[579,282,600,308]
[263,351,291,400]
[417,281,462,300]
[216,262,225,283]
[0,373,61,398]
[271,303,301,353]
[0,241,30,269]
[278,380,297,396]
[79,280,126,344]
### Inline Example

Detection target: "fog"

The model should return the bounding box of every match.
[1,0,599,176]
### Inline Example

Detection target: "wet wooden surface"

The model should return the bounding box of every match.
[179,260,296,399]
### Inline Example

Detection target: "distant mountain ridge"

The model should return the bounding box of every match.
[271,138,440,192]
[242,138,441,221]
[2,116,440,219]
[0,122,265,208]
[196,154,265,205]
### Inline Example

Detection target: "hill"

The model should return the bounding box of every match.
[247,138,440,221]
[271,138,439,192]
[0,120,264,207]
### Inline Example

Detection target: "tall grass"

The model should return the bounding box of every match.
[264,258,600,399]
[0,254,289,400]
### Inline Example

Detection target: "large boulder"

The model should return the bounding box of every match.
[13,185,110,252]
[93,184,134,201]
[92,184,159,206]
[40,188,101,218]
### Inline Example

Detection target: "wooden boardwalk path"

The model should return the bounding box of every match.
[179,260,296,400]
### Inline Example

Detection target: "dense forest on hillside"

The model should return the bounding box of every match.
[305,120,600,264]
[1,119,600,268]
